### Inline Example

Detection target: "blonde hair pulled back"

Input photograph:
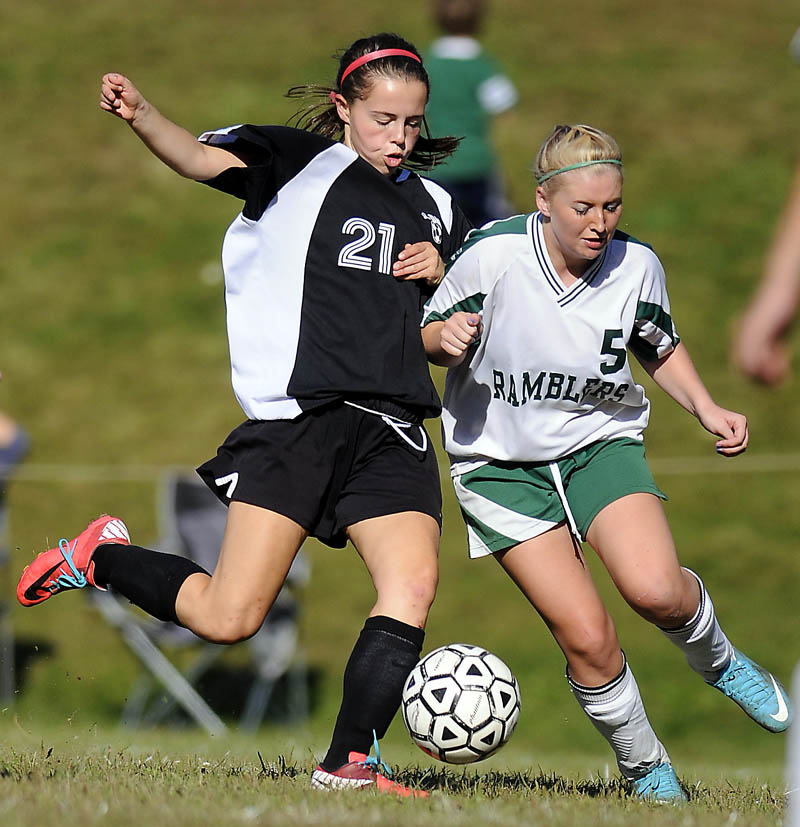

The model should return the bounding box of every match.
[534,124,622,189]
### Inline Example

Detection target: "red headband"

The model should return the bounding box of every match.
[340,48,422,85]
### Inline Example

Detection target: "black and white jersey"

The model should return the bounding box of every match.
[197,124,471,421]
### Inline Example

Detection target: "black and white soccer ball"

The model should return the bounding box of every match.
[401,643,521,764]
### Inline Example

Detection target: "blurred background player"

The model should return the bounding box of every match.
[732,155,800,385]
[733,29,800,825]
[424,0,518,227]
[0,371,29,704]
[422,123,793,803]
[733,30,800,385]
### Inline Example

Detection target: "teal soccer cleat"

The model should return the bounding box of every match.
[631,762,687,803]
[711,649,792,732]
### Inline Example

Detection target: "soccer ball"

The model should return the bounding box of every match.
[401,643,521,764]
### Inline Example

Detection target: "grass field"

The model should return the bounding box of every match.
[0,726,789,826]
[3,0,800,823]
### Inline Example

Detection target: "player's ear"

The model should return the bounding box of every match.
[331,92,351,125]
[535,186,551,217]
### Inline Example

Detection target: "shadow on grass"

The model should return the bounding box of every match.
[400,765,631,799]
[256,757,786,812]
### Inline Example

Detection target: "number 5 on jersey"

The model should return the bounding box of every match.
[601,329,626,375]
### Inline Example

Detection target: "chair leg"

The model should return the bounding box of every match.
[95,593,227,736]
[240,676,276,732]
[143,645,224,728]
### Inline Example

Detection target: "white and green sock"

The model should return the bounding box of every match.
[568,654,670,780]
[660,568,733,683]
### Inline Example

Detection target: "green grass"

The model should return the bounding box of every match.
[0,726,787,826]
[3,0,800,823]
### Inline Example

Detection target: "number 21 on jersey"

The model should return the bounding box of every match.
[338,218,396,275]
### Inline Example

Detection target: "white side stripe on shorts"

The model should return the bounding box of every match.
[453,476,557,558]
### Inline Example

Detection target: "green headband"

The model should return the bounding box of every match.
[536,159,623,185]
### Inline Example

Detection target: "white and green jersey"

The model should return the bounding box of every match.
[422,212,680,474]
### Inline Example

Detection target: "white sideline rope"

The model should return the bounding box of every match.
[6,452,800,483]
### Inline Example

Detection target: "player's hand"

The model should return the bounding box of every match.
[393,242,445,285]
[732,317,790,387]
[100,73,146,123]
[735,338,790,386]
[440,312,483,358]
[698,404,749,456]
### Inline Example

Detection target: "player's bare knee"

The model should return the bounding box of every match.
[410,570,438,610]
[628,580,685,625]
[378,570,437,618]
[565,619,619,672]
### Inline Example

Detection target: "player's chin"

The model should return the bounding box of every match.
[581,240,608,257]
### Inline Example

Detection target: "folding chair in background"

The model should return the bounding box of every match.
[91,471,310,735]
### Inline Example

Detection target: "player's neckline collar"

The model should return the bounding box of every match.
[530,212,607,308]
[345,146,413,184]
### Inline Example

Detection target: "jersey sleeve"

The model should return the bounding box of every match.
[422,230,498,326]
[628,248,681,363]
[417,175,473,261]
[197,125,334,220]
[445,202,474,260]
[476,63,518,116]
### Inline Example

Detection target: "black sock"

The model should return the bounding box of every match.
[320,615,425,771]
[92,543,208,624]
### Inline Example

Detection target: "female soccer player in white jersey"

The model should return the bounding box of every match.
[18,33,472,797]
[422,124,793,802]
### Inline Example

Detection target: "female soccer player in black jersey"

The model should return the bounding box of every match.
[18,33,471,797]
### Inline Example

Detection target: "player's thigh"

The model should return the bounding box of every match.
[180,501,307,636]
[586,493,695,621]
[496,526,618,661]
[347,511,440,627]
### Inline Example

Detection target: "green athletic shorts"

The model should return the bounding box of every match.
[453,437,666,558]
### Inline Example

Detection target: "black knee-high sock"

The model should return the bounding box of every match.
[321,615,425,771]
[92,543,208,624]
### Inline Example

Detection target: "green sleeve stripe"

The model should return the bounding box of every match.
[630,300,680,362]
[628,332,661,362]
[628,328,681,362]
[423,293,486,325]
[636,301,678,342]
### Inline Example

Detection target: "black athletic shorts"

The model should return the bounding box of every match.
[196,400,442,548]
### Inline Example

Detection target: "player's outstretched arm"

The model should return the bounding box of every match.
[422,312,482,367]
[732,164,800,386]
[640,342,749,456]
[99,73,244,181]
